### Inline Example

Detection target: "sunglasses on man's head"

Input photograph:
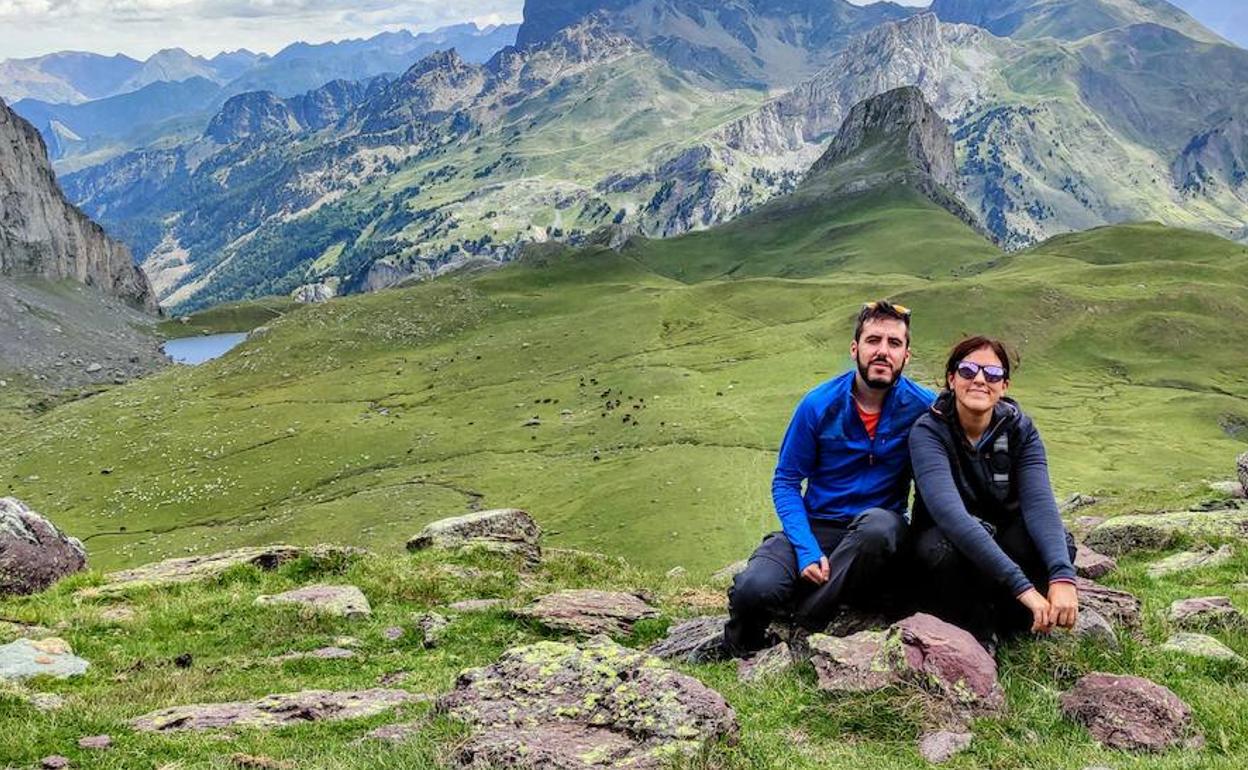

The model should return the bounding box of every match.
[862,301,912,318]
[955,360,1007,384]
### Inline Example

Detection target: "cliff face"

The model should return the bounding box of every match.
[0,98,157,312]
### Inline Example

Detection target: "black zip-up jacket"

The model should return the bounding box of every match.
[909,390,1076,596]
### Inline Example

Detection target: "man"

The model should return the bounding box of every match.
[723,300,936,657]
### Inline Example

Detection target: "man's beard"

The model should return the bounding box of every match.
[857,353,903,390]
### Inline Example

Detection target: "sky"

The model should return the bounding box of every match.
[0,0,1242,62]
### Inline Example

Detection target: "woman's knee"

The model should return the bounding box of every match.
[913,528,962,572]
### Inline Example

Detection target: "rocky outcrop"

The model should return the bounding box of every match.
[407,508,542,564]
[515,589,659,635]
[82,544,364,596]
[1060,673,1195,752]
[0,637,90,681]
[1084,510,1248,556]
[1076,578,1142,631]
[438,635,738,768]
[648,616,728,662]
[0,98,156,311]
[132,689,416,732]
[0,498,86,596]
[254,584,371,618]
[1147,544,1234,579]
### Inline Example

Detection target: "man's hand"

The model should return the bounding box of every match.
[1047,582,1079,630]
[1017,587,1054,634]
[801,556,830,585]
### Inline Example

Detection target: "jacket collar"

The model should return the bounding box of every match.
[931,389,1020,444]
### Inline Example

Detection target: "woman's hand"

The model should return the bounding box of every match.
[1017,587,1053,633]
[1047,581,1079,630]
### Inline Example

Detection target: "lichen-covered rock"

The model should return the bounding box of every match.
[131,689,415,732]
[78,735,111,750]
[515,589,659,636]
[1169,596,1246,631]
[1084,510,1248,556]
[1074,545,1117,579]
[447,598,506,613]
[1237,451,1248,491]
[918,730,972,764]
[1073,608,1118,648]
[85,544,364,596]
[415,612,449,648]
[254,584,370,618]
[1147,545,1234,578]
[737,642,792,683]
[886,614,1005,718]
[1069,515,1107,543]
[1160,632,1245,663]
[1060,673,1194,752]
[809,630,892,693]
[0,638,89,681]
[407,509,541,564]
[1060,494,1100,515]
[0,498,86,596]
[438,636,737,768]
[1076,578,1142,630]
[647,616,726,663]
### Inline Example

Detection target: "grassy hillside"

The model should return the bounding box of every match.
[2,189,1246,575]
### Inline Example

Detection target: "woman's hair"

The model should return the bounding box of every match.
[943,336,1014,383]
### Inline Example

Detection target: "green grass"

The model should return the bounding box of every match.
[2,537,1246,768]
[158,297,304,339]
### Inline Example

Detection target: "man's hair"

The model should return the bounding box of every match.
[854,300,912,345]
[943,336,1014,383]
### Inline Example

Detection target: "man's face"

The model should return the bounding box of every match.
[850,318,911,390]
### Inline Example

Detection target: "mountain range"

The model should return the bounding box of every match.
[24,0,1248,312]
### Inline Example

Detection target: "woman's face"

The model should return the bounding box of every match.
[948,345,1009,415]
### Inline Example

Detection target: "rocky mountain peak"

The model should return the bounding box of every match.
[205,91,297,143]
[0,98,157,311]
[806,85,957,189]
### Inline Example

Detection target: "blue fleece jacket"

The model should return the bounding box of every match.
[772,371,936,570]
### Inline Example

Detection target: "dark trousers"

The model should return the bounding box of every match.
[912,517,1077,642]
[723,508,908,657]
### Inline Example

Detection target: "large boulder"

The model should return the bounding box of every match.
[84,544,364,596]
[1076,578,1142,631]
[1169,596,1246,631]
[0,637,89,681]
[515,589,659,636]
[1084,510,1248,556]
[132,689,415,732]
[1060,673,1195,752]
[648,616,727,663]
[254,584,371,618]
[1147,545,1233,579]
[407,509,541,564]
[809,614,1004,720]
[437,636,737,768]
[0,498,86,596]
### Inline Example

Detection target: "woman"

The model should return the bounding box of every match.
[909,336,1078,648]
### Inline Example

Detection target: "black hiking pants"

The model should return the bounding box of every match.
[723,508,909,657]
[912,516,1077,642]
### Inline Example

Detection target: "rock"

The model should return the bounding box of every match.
[98,605,137,623]
[1238,451,1248,490]
[230,754,295,769]
[1069,516,1107,543]
[822,607,893,638]
[1061,673,1194,752]
[515,589,659,636]
[1169,596,1246,631]
[415,612,449,648]
[437,636,737,768]
[254,584,370,618]
[248,325,271,339]
[737,642,793,683]
[666,566,686,579]
[383,626,404,641]
[41,756,69,769]
[1076,578,1142,630]
[84,362,102,373]
[447,598,505,613]
[362,722,423,744]
[28,692,67,711]
[1072,608,1118,648]
[407,508,542,564]
[1074,545,1117,579]
[86,544,364,595]
[648,616,727,663]
[0,497,87,596]
[918,730,973,764]
[0,638,89,681]
[1208,481,1245,498]
[887,614,1005,718]
[77,735,111,750]
[290,279,338,304]
[809,631,892,693]
[710,559,748,585]
[1160,632,1245,663]
[131,689,416,732]
[1060,494,1100,515]
[271,646,356,663]
[1147,544,1234,578]
[1084,510,1248,556]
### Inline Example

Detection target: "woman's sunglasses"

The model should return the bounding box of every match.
[955,360,1007,384]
